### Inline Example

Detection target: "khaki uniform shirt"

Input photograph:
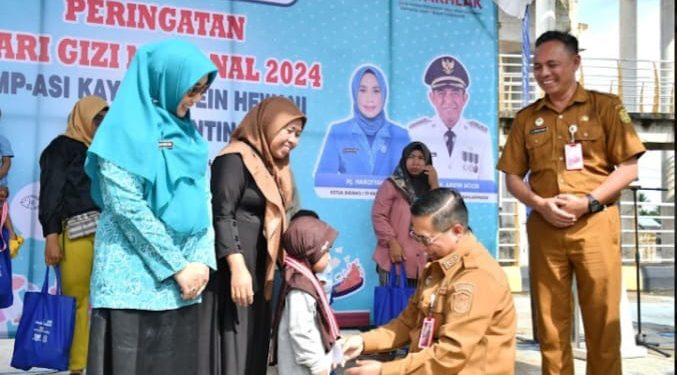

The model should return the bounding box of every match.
[497,84,645,199]
[361,234,516,375]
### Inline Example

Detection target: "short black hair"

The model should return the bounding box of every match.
[411,188,468,231]
[535,30,579,55]
[291,209,320,221]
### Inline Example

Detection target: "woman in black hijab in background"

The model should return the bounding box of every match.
[371,142,438,287]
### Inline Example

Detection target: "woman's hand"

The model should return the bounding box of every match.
[424,165,439,189]
[388,239,405,263]
[44,233,63,265]
[174,262,209,300]
[227,253,254,306]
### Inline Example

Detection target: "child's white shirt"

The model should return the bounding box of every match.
[277,289,333,375]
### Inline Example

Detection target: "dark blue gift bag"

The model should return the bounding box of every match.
[373,263,416,326]
[0,227,13,309]
[11,266,76,371]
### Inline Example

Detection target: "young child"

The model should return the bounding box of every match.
[1,185,22,309]
[270,213,342,375]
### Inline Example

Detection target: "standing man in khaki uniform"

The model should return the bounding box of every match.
[342,188,516,375]
[497,31,645,375]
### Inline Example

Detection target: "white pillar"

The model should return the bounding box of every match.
[660,151,674,260]
[660,0,674,113]
[619,0,638,112]
[535,0,556,39]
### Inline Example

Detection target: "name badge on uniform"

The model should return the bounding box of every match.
[565,124,583,170]
[418,316,435,349]
[565,144,583,170]
[158,140,174,149]
[342,147,359,154]
[418,293,436,349]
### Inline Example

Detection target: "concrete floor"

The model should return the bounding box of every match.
[0,292,673,374]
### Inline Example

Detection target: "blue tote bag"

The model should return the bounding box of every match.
[0,227,13,308]
[1,202,13,308]
[373,263,416,326]
[11,266,76,372]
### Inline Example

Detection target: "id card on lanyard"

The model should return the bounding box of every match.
[418,293,436,349]
[565,124,583,170]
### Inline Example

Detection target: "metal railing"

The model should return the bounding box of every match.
[499,54,675,114]
[497,196,675,266]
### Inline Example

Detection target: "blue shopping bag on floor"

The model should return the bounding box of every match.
[373,263,416,326]
[11,266,76,371]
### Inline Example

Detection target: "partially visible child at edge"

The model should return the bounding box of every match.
[1,185,23,311]
[270,212,343,375]
[1,186,22,259]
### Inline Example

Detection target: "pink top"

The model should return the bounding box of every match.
[371,179,427,279]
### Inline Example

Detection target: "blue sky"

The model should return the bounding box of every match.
[578,0,661,60]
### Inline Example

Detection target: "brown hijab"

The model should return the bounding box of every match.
[63,96,108,146]
[218,96,306,300]
[219,96,306,207]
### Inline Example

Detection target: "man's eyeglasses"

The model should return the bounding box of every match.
[186,83,210,97]
[409,227,449,246]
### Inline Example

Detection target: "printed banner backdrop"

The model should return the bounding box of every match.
[0,0,498,336]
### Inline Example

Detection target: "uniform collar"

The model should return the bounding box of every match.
[434,115,464,132]
[535,83,588,112]
[432,232,479,276]
[350,119,391,138]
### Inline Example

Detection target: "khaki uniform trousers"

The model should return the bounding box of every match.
[527,205,621,375]
[59,231,95,372]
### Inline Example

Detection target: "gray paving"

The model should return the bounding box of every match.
[1,293,673,374]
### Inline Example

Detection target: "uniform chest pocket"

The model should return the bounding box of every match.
[416,288,449,326]
[574,121,604,160]
[525,131,552,171]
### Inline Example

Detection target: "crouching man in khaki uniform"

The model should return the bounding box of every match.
[342,188,516,375]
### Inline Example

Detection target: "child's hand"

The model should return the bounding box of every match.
[341,335,364,361]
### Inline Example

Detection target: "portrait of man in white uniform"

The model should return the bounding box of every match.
[408,55,494,182]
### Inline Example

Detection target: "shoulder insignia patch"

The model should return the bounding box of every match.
[617,105,632,124]
[467,120,488,133]
[409,118,431,129]
[452,282,474,315]
[441,254,460,270]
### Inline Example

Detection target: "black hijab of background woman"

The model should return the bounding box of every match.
[389,141,433,203]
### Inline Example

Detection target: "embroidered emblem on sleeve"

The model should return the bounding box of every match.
[617,106,632,124]
[452,282,474,315]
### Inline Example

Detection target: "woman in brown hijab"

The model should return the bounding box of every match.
[198,96,306,375]
[38,95,108,375]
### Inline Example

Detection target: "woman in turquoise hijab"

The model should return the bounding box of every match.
[84,39,217,375]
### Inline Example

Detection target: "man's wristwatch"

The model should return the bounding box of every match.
[587,194,604,213]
